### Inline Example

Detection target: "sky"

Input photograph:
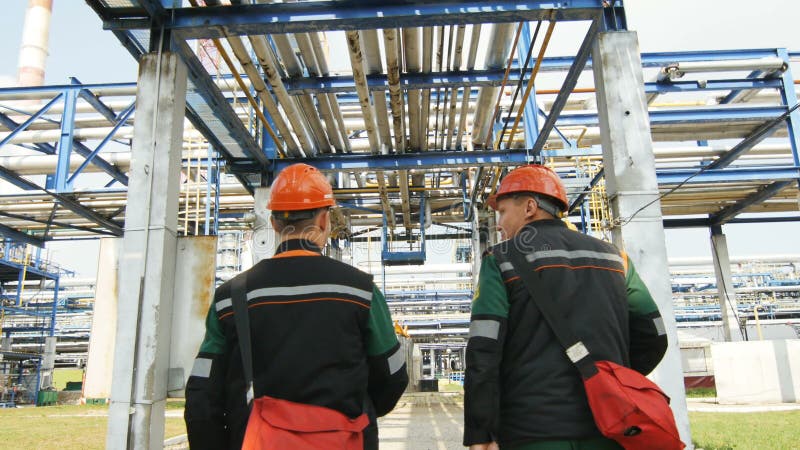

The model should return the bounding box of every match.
[0,1,798,277]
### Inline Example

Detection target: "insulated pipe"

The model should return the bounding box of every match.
[383,28,406,152]
[457,25,481,148]
[471,23,516,147]
[275,32,333,153]
[224,34,302,156]
[309,33,353,153]
[445,25,466,149]
[345,30,393,226]
[420,27,434,151]
[404,27,422,151]
[248,34,318,155]
[363,29,411,229]
[433,26,447,150]
[362,30,393,154]
[295,32,345,153]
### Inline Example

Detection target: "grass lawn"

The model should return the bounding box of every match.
[0,405,186,450]
[52,368,84,391]
[690,411,800,450]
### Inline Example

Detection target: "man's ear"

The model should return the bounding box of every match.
[525,197,539,220]
[317,208,329,229]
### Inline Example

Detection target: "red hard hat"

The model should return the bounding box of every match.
[268,163,335,211]
[487,165,568,211]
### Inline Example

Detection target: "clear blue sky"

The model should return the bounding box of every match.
[0,1,798,276]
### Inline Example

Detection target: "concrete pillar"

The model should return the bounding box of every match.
[40,336,56,389]
[592,31,691,446]
[710,226,743,342]
[84,238,120,401]
[251,186,275,263]
[471,207,481,288]
[106,52,187,450]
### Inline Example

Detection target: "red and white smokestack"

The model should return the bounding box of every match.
[17,0,53,87]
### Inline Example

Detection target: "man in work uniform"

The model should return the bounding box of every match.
[185,163,408,449]
[463,165,668,450]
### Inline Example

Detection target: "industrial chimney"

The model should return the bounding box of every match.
[17,0,53,87]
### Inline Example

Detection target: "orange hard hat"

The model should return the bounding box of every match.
[267,163,335,211]
[487,165,568,212]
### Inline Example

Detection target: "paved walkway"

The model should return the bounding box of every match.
[165,393,800,449]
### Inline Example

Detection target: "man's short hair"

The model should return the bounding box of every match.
[272,207,327,233]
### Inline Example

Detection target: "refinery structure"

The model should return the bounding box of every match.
[0,1,798,448]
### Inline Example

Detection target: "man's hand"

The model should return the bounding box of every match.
[469,443,499,450]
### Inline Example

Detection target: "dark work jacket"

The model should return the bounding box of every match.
[185,239,408,450]
[464,220,667,447]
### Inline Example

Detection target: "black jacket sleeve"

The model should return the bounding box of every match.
[184,305,230,449]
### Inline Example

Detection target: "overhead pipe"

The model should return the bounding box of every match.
[457,25,481,149]
[345,30,394,227]
[223,33,302,156]
[383,28,405,153]
[362,29,412,230]
[470,23,516,148]
[419,27,434,151]
[282,34,333,153]
[248,34,319,155]
[403,27,422,151]
[294,32,346,153]
[444,25,466,150]
[362,30,393,154]
[433,26,448,150]
[309,33,353,154]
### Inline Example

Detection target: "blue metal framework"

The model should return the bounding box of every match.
[4,0,792,247]
[0,241,60,406]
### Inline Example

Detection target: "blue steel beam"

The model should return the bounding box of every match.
[531,19,599,153]
[68,102,136,185]
[174,39,267,165]
[705,103,800,170]
[710,180,794,225]
[777,49,800,176]
[54,89,78,192]
[0,211,119,237]
[0,223,44,248]
[0,111,56,155]
[656,166,800,184]
[0,94,62,148]
[557,105,790,127]
[282,71,783,95]
[266,149,534,173]
[111,1,607,38]
[0,165,123,235]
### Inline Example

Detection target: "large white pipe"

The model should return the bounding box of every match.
[16,0,52,87]
[456,24,481,149]
[471,23,515,147]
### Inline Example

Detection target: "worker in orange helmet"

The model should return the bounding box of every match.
[186,163,408,450]
[464,165,667,450]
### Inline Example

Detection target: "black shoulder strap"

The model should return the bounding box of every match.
[504,244,598,379]
[232,274,255,404]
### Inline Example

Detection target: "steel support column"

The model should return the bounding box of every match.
[592,31,691,446]
[54,88,78,192]
[709,226,743,342]
[106,52,187,450]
